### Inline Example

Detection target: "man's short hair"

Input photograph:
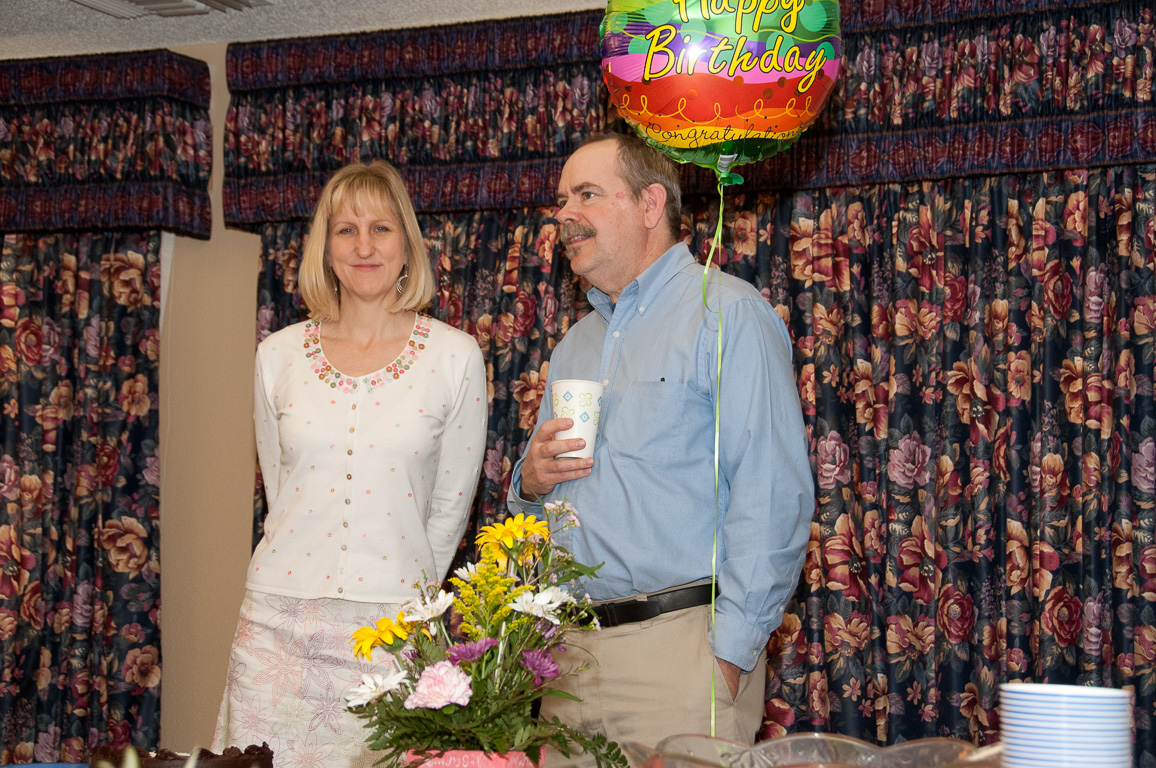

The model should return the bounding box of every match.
[579,132,682,241]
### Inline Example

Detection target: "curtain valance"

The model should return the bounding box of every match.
[0,50,213,238]
[683,0,1155,194]
[223,12,604,229]
[223,1,1154,227]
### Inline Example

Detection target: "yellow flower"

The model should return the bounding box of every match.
[521,515,549,540]
[476,514,549,569]
[351,625,380,661]
[476,518,518,549]
[350,611,409,660]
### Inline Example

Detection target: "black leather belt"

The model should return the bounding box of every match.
[592,583,718,628]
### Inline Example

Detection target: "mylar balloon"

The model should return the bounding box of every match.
[601,0,842,176]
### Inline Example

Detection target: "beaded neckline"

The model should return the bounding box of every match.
[303,315,432,394]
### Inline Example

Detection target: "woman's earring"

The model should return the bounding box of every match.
[396,267,409,295]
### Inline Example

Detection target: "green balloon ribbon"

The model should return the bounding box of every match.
[702,170,735,736]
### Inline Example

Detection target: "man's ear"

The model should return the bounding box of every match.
[639,183,668,231]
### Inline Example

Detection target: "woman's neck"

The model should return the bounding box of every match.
[326,300,415,346]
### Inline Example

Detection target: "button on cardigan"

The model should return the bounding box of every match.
[247,314,487,603]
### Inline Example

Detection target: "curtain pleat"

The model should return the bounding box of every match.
[0,231,162,761]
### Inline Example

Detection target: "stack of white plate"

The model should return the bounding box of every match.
[1000,683,1133,768]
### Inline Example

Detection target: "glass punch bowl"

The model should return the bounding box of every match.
[622,732,1000,768]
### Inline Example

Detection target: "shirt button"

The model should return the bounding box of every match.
[349,427,355,433]
[612,331,620,338]
[351,404,357,410]
[344,499,351,505]
[338,587,343,594]
[346,474,352,480]
[639,306,646,313]
[341,545,347,551]
[343,521,349,528]
[602,379,609,386]
[347,449,353,455]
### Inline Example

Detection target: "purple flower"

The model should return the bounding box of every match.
[571,75,591,112]
[920,41,941,78]
[421,86,441,121]
[520,649,559,686]
[1084,266,1106,325]
[484,444,505,484]
[1114,18,1138,55]
[448,638,497,664]
[1134,437,1155,495]
[855,47,876,81]
[1039,27,1057,63]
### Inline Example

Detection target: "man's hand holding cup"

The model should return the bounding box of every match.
[521,379,603,499]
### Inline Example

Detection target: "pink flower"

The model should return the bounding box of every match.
[815,432,851,490]
[404,661,472,710]
[887,433,932,489]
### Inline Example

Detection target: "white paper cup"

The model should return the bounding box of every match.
[550,379,603,459]
[999,683,1134,768]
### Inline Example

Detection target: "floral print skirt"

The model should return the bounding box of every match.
[213,590,401,768]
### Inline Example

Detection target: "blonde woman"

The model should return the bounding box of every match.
[213,160,487,768]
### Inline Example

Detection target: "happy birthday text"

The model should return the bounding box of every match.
[642,25,829,92]
[673,0,808,35]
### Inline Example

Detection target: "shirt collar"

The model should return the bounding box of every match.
[586,242,693,322]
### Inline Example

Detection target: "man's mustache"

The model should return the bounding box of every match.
[560,224,596,246]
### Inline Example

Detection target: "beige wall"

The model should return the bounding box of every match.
[160,42,261,751]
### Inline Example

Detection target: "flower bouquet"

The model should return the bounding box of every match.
[345,502,626,768]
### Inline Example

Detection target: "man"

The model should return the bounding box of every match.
[507,132,813,763]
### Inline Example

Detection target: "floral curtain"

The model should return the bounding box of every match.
[0,231,163,763]
[681,167,1156,763]
[224,1,1156,764]
[0,50,211,762]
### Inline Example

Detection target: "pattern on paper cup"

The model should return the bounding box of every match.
[550,380,603,459]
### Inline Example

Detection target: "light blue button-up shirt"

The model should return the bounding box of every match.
[508,243,814,671]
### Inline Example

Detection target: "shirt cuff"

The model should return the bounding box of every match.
[709,609,773,673]
[507,462,543,512]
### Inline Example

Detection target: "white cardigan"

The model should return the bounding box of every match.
[246,314,487,603]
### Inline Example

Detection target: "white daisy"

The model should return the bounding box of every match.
[344,670,407,709]
[508,586,576,624]
[402,590,455,623]
[453,562,476,582]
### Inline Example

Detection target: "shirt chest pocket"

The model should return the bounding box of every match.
[603,381,691,465]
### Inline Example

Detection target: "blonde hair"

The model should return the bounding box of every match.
[298,160,435,321]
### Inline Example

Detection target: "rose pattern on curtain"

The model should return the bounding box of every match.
[223,3,1156,765]
[0,231,163,763]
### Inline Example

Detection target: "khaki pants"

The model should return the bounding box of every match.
[542,604,766,768]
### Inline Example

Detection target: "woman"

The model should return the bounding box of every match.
[213,160,487,768]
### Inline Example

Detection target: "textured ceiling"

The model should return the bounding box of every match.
[0,0,605,60]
